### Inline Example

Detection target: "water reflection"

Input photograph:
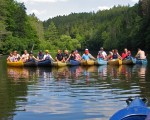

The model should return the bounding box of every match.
[5,64,150,120]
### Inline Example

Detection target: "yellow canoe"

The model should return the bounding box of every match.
[108,59,122,65]
[7,61,24,67]
[80,60,95,66]
[52,62,67,67]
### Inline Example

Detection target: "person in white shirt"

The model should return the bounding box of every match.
[21,50,29,62]
[99,47,107,60]
[43,50,55,61]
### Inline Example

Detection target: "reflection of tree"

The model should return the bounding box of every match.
[0,66,35,119]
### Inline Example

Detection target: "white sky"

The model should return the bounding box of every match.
[15,0,139,21]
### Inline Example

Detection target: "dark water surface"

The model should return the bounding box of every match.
[1,56,150,120]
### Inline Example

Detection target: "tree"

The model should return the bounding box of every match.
[44,21,59,42]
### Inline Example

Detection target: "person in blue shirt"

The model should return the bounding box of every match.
[81,49,95,60]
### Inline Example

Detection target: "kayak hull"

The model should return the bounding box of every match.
[122,57,136,65]
[24,60,37,67]
[108,59,122,65]
[136,59,148,65]
[80,60,95,66]
[7,61,24,67]
[52,62,67,67]
[37,59,51,67]
[68,60,80,66]
[110,97,150,120]
[97,58,108,65]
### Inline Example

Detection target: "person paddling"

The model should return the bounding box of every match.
[63,50,69,61]
[112,49,122,59]
[37,50,44,60]
[7,52,14,62]
[66,50,76,62]
[55,50,64,62]
[43,50,54,61]
[21,50,29,62]
[27,51,38,61]
[75,50,81,61]
[135,48,146,59]
[81,49,95,60]
[13,50,21,62]
[99,47,107,59]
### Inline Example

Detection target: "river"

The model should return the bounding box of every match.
[0,56,150,120]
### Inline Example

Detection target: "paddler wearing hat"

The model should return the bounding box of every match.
[81,49,95,60]
[43,50,55,61]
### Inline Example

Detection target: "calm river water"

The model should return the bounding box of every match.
[0,56,150,120]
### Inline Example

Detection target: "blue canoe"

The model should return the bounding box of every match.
[136,59,148,65]
[37,59,51,67]
[68,60,80,66]
[97,58,108,65]
[110,97,150,120]
[122,57,136,65]
[24,60,37,67]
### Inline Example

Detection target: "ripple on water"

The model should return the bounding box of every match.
[1,62,149,120]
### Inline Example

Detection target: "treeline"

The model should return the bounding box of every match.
[0,0,150,54]
[0,0,44,54]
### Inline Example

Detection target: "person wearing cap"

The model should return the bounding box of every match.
[100,47,107,59]
[21,50,29,62]
[37,50,44,60]
[81,49,95,60]
[75,50,81,61]
[55,50,64,62]
[43,50,54,61]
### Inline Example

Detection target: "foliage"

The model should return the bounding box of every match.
[0,0,150,54]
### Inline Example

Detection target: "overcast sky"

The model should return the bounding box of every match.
[16,0,139,21]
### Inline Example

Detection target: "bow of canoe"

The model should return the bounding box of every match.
[110,97,150,120]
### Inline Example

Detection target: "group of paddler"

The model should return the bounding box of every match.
[7,47,146,63]
[96,47,146,60]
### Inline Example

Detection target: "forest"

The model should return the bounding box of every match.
[0,0,150,54]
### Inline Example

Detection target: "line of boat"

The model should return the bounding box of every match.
[7,57,148,67]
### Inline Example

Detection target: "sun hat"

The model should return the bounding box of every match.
[45,50,49,53]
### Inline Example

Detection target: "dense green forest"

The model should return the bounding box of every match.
[0,0,150,54]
